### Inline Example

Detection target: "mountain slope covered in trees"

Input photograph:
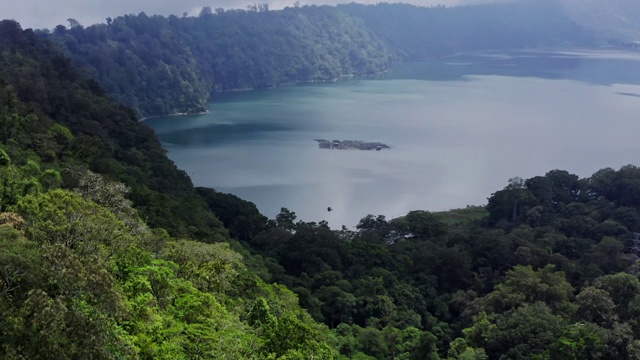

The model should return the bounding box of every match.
[40,2,595,117]
[0,19,226,240]
[0,20,444,359]
[200,165,640,359]
[41,6,391,117]
[0,19,344,359]
[4,8,640,359]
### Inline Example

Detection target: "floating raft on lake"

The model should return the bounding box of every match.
[314,139,390,151]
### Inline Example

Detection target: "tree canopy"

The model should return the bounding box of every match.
[39,2,593,117]
[1,10,638,359]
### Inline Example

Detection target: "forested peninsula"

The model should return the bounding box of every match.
[39,6,391,117]
[3,2,640,359]
[39,2,594,117]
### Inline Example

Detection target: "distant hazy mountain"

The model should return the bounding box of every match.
[557,0,640,40]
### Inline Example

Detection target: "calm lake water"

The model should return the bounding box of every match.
[146,49,640,228]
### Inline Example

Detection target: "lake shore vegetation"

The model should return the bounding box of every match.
[1,2,640,357]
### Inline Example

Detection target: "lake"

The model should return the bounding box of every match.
[146,49,640,228]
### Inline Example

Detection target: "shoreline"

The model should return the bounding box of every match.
[138,110,210,123]
[138,70,390,122]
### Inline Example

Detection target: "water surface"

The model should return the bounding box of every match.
[147,49,640,227]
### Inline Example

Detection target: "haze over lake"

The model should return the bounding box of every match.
[147,49,640,227]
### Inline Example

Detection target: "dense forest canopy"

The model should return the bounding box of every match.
[0,20,225,240]
[0,19,343,359]
[39,6,391,117]
[3,2,640,358]
[39,1,594,117]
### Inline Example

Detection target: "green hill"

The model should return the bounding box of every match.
[40,2,595,117]
[3,8,640,358]
[0,19,343,359]
[41,6,391,117]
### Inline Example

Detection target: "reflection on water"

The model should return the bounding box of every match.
[147,49,640,228]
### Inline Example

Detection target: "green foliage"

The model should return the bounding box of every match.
[0,161,43,212]
[448,338,488,360]
[593,273,640,323]
[163,240,244,293]
[39,2,594,118]
[0,9,639,359]
[575,287,618,327]
[0,19,226,240]
[485,303,566,359]
[231,164,640,359]
[548,323,606,360]
[0,158,338,359]
[0,33,340,354]
[14,189,132,253]
[480,265,575,316]
[401,210,448,239]
[197,187,267,242]
[42,6,391,117]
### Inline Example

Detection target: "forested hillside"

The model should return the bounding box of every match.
[40,6,391,117]
[0,20,227,240]
[200,166,640,359]
[4,8,640,359]
[40,2,594,117]
[0,19,443,359]
[0,19,343,359]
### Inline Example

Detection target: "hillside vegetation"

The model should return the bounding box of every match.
[40,2,594,117]
[203,166,640,359]
[40,6,391,117]
[3,7,640,359]
[0,19,345,359]
[0,20,439,359]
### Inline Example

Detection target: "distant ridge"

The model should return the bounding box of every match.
[38,1,595,117]
[556,0,640,41]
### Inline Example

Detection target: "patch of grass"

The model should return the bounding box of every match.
[435,206,488,227]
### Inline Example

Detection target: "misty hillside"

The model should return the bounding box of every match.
[557,0,640,41]
[339,1,594,59]
[41,1,596,117]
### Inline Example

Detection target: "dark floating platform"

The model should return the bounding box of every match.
[315,139,391,151]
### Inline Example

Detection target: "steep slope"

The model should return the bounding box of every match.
[0,20,341,359]
[5,7,640,358]
[0,20,226,239]
[42,6,391,117]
